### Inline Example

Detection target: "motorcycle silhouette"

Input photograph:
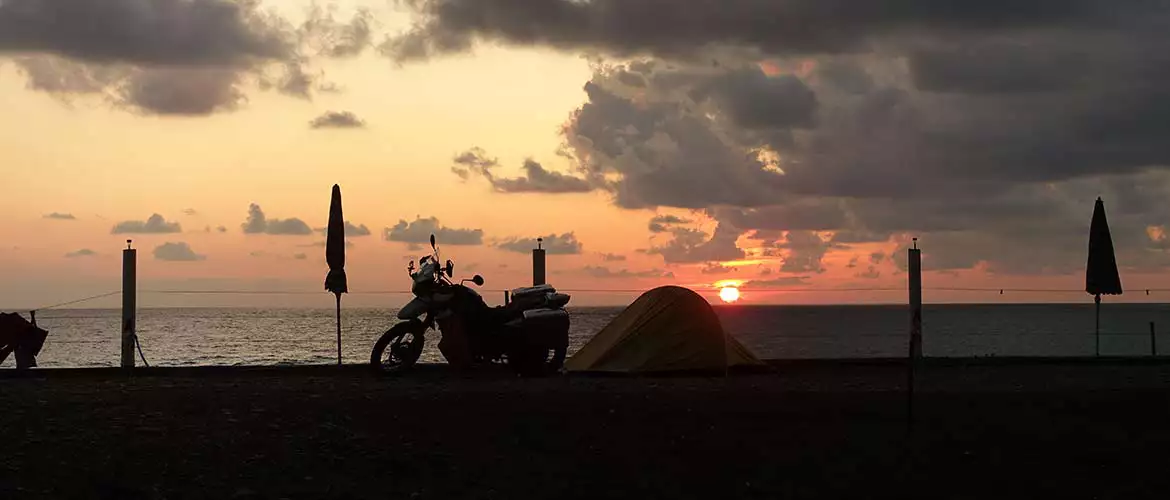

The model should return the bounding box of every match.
[370,234,570,376]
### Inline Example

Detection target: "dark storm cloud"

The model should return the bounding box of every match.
[699,71,818,130]
[44,212,75,220]
[153,242,205,262]
[497,233,582,255]
[388,0,1170,276]
[0,0,292,66]
[5,2,379,115]
[452,148,592,194]
[15,57,246,115]
[310,111,366,129]
[384,217,484,245]
[112,214,182,234]
[241,204,312,236]
[384,0,1111,62]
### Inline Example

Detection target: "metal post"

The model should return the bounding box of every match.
[532,238,546,287]
[1151,322,1157,358]
[907,238,922,432]
[122,240,137,370]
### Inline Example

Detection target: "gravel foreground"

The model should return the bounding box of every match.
[3,361,1170,499]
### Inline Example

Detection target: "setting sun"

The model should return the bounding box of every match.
[719,286,741,303]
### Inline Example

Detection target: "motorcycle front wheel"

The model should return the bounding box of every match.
[370,320,426,374]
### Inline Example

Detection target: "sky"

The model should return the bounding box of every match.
[3,0,1170,308]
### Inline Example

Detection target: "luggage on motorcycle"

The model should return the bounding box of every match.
[545,293,571,309]
[515,309,569,350]
[511,284,555,298]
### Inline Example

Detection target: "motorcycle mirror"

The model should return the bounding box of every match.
[472,275,485,286]
[430,234,436,250]
[445,259,454,277]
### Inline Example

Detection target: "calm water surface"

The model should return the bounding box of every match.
[16,304,1170,367]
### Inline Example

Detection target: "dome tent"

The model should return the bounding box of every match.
[566,286,763,373]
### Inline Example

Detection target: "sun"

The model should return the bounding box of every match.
[719,286,741,303]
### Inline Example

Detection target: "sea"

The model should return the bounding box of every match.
[14,304,1170,368]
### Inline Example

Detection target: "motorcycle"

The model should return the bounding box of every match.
[370,234,571,376]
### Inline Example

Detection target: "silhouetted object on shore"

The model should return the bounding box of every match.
[123,240,137,369]
[1086,197,1123,357]
[370,234,568,376]
[325,184,348,366]
[532,237,546,286]
[565,286,762,374]
[0,312,48,369]
[908,238,922,433]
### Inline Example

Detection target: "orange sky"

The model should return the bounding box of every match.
[1,0,1166,309]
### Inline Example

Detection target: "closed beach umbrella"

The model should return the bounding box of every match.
[1086,197,1122,357]
[325,184,348,365]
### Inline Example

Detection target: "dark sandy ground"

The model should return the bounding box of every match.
[4,361,1170,499]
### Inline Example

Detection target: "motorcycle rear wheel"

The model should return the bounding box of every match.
[509,342,567,377]
[370,320,426,374]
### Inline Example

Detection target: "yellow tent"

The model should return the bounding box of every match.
[566,286,764,373]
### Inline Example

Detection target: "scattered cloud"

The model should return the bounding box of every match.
[742,276,810,289]
[316,221,372,237]
[497,233,583,255]
[582,266,673,279]
[775,231,836,274]
[645,223,744,264]
[44,212,76,220]
[293,253,308,260]
[648,214,690,233]
[241,204,312,235]
[153,242,205,262]
[305,240,354,248]
[112,214,182,234]
[64,248,96,258]
[599,253,626,262]
[309,111,366,129]
[384,217,484,245]
[453,148,593,194]
[216,226,227,233]
[182,208,198,216]
[701,262,735,275]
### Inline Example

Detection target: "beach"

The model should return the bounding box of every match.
[4,361,1170,499]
